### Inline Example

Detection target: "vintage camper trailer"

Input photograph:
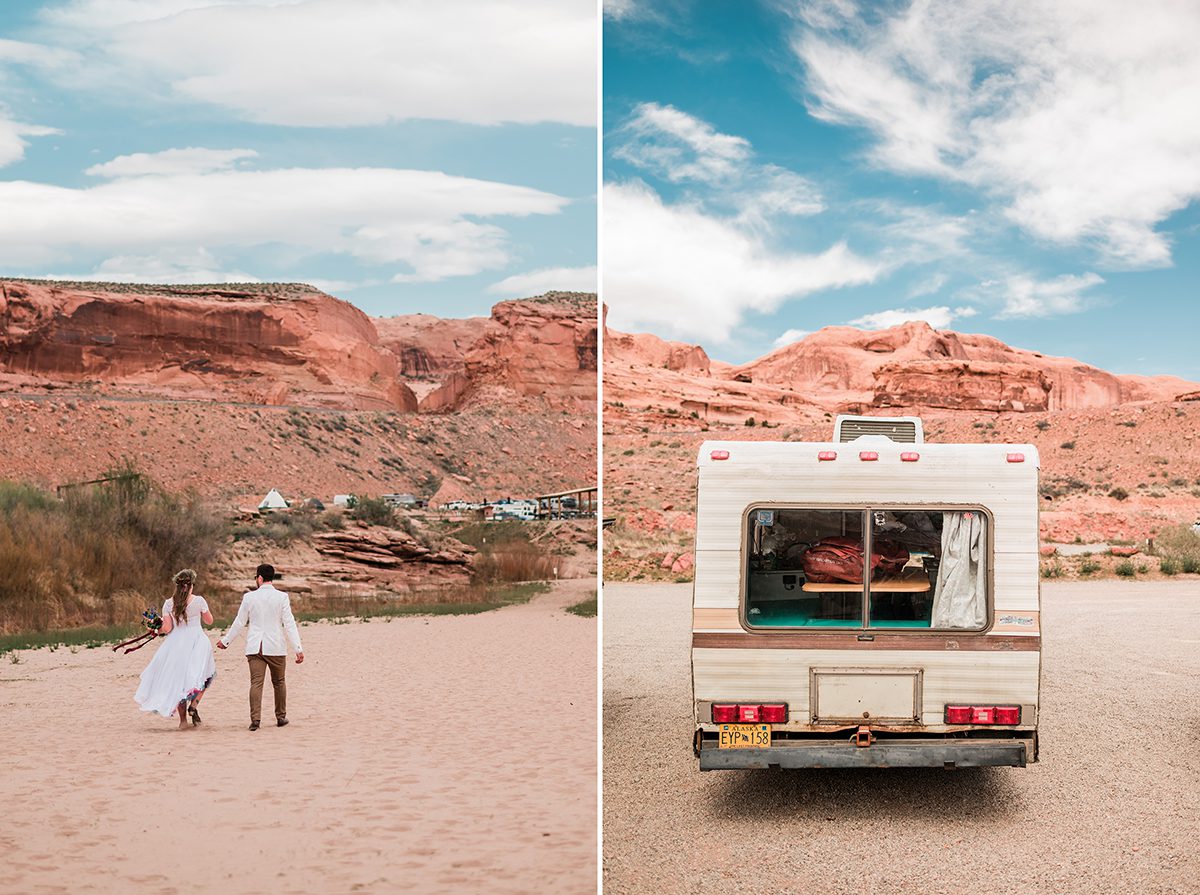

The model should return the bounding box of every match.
[691,416,1040,769]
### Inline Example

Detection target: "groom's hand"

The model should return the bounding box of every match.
[295,652,304,664]
[216,641,227,650]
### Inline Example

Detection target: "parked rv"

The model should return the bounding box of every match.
[691,415,1041,770]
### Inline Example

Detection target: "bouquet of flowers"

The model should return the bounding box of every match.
[113,608,164,654]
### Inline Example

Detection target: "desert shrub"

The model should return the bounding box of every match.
[1079,559,1101,576]
[1183,558,1200,574]
[1160,559,1179,576]
[1108,487,1129,501]
[232,510,341,545]
[451,520,556,584]
[349,497,395,526]
[0,470,225,634]
[1060,441,1075,450]
[472,541,556,583]
[1153,524,1200,567]
[1114,560,1135,577]
[1035,420,1051,431]
[745,417,756,427]
[1041,562,1063,579]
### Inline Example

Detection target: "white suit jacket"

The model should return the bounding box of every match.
[220,583,303,656]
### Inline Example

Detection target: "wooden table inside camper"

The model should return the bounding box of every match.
[802,572,930,617]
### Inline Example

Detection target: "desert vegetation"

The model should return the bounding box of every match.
[0,466,225,634]
[450,520,557,583]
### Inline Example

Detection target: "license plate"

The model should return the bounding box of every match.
[718,724,770,749]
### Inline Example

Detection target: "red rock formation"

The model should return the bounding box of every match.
[605,319,1198,418]
[458,293,597,409]
[0,280,416,411]
[373,314,494,379]
[604,329,718,376]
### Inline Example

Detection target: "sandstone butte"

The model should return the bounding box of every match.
[604,319,1200,579]
[0,279,597,414]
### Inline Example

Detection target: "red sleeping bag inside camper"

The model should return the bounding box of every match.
[802,537,909,584]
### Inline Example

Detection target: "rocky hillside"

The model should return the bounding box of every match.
[0,281,597,507]
[0,280,598,415]
[604,321,1200,580]
[605,320,1195,423]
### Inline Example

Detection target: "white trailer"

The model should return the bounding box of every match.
[691,416,1041,769]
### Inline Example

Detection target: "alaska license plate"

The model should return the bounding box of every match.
[718,723,770,749]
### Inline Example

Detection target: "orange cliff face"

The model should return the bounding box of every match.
[605,319,1199,421]
[0,280,417,411]
[463,293,597,408]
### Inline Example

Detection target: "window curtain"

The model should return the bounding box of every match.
[931,511,987,628]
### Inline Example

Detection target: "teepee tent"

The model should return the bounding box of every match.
[258,489,288,511]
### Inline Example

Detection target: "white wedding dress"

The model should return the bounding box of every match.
[134,595,217,717]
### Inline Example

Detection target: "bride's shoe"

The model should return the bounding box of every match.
[188,704,201,726]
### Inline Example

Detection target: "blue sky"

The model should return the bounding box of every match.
[603,0,1200,379]
[0,1,596,319]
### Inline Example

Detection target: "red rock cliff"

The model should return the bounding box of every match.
[0,280,417,411]
[467,294,596,403]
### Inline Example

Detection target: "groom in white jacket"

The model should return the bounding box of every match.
[217,563,305,730]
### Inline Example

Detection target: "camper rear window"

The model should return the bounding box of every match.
[743,507,989,631]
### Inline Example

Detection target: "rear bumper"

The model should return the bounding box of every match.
[698,737,1031,770]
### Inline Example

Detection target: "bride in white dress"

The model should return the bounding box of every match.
[134,569,217,729]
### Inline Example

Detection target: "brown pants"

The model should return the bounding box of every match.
[248,652,287,722]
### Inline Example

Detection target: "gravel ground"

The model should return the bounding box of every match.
[603,580,1200,895]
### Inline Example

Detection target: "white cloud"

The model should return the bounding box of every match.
[604,180,880,344]
[993,272,1103,319]
[49,247,259,284]
[0,117,59,168]
[906,273,948,299]
[615,102,752,184]
[773,328,811,348]
[0,39,74,167]
[848,305,978,331]
[488,265,597,296]
[0,160,568,283]
[603,0,638,20]
[612,103,824,226]
[86,147,258,178]
[40,0,596,127]
[793,0,1200,268]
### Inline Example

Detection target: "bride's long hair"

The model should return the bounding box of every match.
[171,569,197,623]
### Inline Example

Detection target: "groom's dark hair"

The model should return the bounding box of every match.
[256,563,276,582]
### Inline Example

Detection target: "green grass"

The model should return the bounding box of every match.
[0,583,553,655]
[566,595,597,618]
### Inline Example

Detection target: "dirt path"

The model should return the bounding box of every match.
[1,581,597,895]
[603,580,1200,894]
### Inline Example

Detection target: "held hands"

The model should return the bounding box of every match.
[216,640,227,650]
[295,652,304,664]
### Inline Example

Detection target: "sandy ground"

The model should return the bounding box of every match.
[603,580,1200,895]
[1,581,597,895]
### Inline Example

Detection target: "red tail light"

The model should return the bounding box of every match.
[737,704,761,723]
[970,706,995,724]
[859,451,878,461]
[710,450,730,461]
[1006,453,1025,463]
[759,703,788,723]
[945,704,1022,725]
[944,705,972,724]
[817,450,837,461]
[711,703,737,723]
[712,702,789,724]
[900,452,920,462]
